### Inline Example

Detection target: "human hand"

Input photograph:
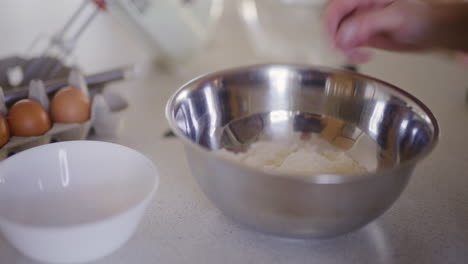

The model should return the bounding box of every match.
[324,0,433,63]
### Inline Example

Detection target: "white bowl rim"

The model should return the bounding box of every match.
[0,140,159,229]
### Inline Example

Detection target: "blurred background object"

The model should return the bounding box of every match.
[107,0,224,67]
[0,0,106,90]
[239,0,344,66]
[0,0,350,78]
[0,0,151,74]
[166,0,349,78]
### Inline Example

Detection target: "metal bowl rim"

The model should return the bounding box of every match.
[165,63,440,184]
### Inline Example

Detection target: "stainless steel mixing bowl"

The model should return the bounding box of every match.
[166,64,439,238]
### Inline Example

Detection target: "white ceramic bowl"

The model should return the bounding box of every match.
[0,141,159,263]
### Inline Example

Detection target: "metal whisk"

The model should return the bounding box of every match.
[21,0,107,85]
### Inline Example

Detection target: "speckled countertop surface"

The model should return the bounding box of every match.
[0,1,467,263]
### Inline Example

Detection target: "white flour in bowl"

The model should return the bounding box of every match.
[215,140,367,175]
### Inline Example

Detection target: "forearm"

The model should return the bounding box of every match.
[428,3,468,52]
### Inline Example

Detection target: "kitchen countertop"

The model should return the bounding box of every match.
[1,1,468,263]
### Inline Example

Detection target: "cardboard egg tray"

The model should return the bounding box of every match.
[0,69,128,160]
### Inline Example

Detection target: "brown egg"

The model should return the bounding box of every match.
[8,99,51,137]
[0,113,10,147]
[51,87,90,123]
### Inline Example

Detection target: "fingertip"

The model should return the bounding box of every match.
[345,49,372,64]
[323,0,359,45]
[336,20,360,50]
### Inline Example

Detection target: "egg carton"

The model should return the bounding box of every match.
[0,69,128,160]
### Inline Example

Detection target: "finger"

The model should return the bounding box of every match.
[365,35,422,51]
[324,0,367,41]
[336,5,402,51]
[345,49,373,64]
[324,0,394,41]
